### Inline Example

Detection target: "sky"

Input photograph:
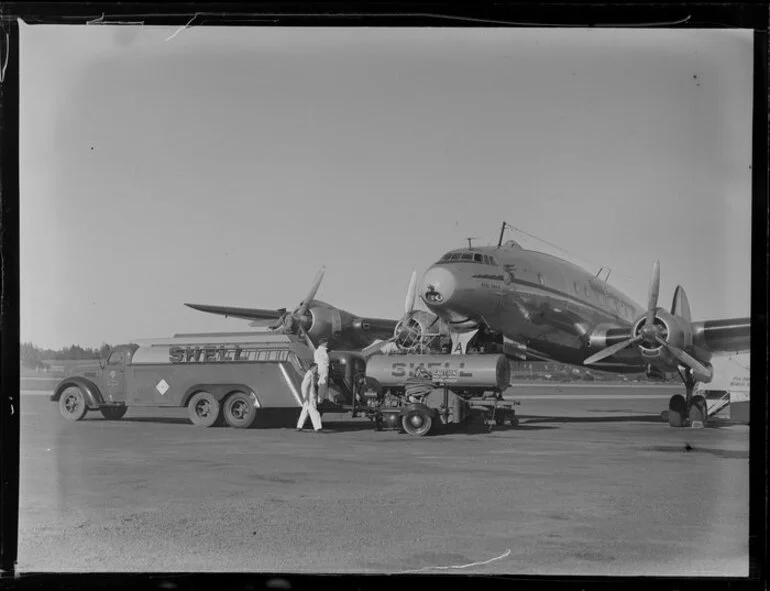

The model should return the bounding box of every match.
[19,24,754,349]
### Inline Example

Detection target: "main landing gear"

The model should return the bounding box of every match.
[662,367,708,429]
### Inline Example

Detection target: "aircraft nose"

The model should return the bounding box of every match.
[421,266,457,307]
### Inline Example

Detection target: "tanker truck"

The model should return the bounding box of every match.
[347,353,519,436]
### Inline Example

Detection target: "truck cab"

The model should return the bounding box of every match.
[99,344,139,403]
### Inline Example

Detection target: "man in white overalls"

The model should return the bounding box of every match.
[296,363,323,432]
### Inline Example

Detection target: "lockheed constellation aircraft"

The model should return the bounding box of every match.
[186,222,751,428]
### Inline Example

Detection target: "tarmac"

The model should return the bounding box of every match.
[17,384,749,576]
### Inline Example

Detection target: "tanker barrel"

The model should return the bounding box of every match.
[366,354,510,391]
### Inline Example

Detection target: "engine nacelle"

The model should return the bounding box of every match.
[306,306,341,342]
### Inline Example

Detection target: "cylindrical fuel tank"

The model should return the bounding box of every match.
[366,354,510,391]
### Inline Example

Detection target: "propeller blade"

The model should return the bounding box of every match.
[361,337,399,358]
[584,335,643,365]
[298,325,316,352]
[645,260,660,327]
[404,269,418,315]
[298,266,325,313]
[654,336,712,380]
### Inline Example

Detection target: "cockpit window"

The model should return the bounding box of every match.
[437,251,497,264]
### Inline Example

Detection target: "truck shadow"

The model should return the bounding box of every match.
[119,417,193,425]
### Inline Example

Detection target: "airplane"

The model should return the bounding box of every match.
[411,222,751,428]
[185,222,751,429]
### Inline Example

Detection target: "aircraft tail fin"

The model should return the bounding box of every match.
[670,285,692,324]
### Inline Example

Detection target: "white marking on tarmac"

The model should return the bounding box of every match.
[396,548,512,574]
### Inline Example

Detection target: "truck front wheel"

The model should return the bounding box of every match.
[187,391,222,427]
[223,392,257,429]
[58,386,88,421]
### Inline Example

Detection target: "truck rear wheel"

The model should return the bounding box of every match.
[223,392,257,429]
[100,406,127,420]
[59,386,88,421]
[187,391,222,427]
[401,408,433,437]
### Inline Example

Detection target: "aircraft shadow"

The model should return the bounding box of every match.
[518,414,666,425]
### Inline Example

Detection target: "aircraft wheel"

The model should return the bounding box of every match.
[100,406,127,420]
[667,394,686,428]
[187,391,222,428]
[223,392,257,429]
[59,386,88,421]
[401,408,433,437]
[688,395,707,428]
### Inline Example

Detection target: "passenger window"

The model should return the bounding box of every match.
[473,254,483,262]
[537,273,544,285]
[460,253,474,261]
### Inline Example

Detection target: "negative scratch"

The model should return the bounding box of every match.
[165,13,199,42]
[0,31,9,84]
[395,548,512,574]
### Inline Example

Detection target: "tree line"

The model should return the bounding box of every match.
[20,342,112,370]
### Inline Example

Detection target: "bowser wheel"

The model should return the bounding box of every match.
[401,409,433,437]
[223,392,257,429]
[100,406,127,420]
[667,394,686,428]
[187,391,222,428]
[59,386,88,421]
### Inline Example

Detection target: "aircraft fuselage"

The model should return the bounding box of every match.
[420,242,648,371]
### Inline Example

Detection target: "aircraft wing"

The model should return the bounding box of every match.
[357,317,400,334]
[692,317,751,355]
[184,303,282,323]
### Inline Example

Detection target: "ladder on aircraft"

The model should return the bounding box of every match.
[706,391,731,418]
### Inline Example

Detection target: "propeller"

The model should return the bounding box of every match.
[361,270,420,358]
[264,266,326,332]
[584,259,662,366]
[584,260,710,380]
